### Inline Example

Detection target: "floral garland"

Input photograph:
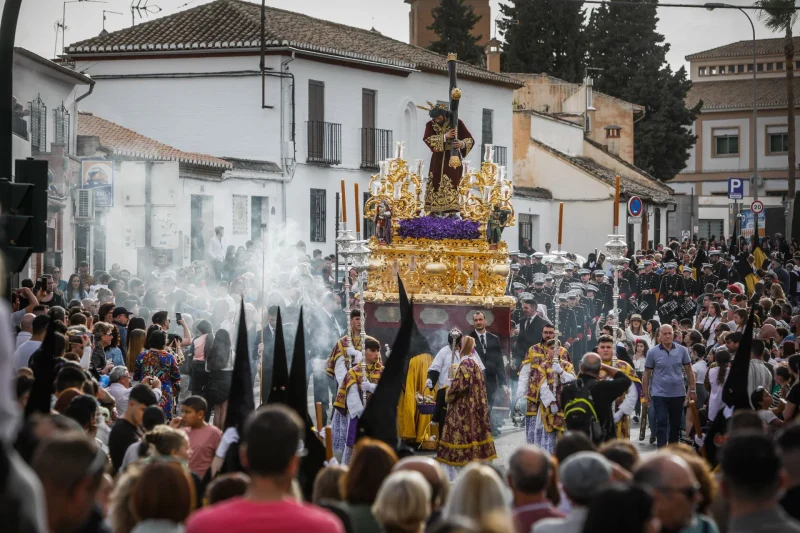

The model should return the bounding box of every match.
[397,216,481,241]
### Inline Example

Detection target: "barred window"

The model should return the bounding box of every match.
[310,188,326,242]
[54,102,70,153]
[29,95,46,153]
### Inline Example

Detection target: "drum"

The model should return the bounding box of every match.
[658,300,679,317]
[681,299,697,317]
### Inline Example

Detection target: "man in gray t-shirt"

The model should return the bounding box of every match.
[643,324,696,448]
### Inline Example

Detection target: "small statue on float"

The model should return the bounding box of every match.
[487,204,511,248]
[375,200,393,245]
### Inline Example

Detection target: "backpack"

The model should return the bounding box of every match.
[562,378,606,444]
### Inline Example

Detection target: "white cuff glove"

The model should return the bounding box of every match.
[426,379,433,390]
[552,362,563,374]
[613,410,623,423]
[550,404,559,414]
[353,351,364,365]
[362,382,377,394]
[346,346,358,357]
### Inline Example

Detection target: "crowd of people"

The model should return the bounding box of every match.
[3,230,800,533]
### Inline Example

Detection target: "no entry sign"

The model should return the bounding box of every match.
[628,196,643,217]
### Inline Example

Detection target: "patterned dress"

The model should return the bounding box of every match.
[517,344,575,454]
[333,360,384,465]
[436,354,496,480]
[134,348,181,419]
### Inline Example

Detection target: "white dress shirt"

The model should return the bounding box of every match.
[208,236,226,262]
[107,383,162,415]
[429,345,484,389]
[13,340,41,372]
[15,332,31,349]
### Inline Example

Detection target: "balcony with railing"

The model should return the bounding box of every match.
[481,144,508,168]
[307,121,342,165]
[13,115,28,140]
[360,128,393,169]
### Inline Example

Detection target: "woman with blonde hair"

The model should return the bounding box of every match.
[442,463,512,528]
[435,336,497,481]
[373,471,431,533]
[126,329,146,373]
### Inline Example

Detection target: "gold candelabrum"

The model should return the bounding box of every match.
[362,143,516,306]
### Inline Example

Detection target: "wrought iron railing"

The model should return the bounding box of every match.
[360,127,393,169]
[307,121,342,165]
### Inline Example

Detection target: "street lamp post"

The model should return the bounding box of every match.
[705,3,759,239]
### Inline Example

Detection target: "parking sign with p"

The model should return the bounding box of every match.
[728,177,744,200]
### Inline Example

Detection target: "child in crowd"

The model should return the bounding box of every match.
[174,396,223,478]
[751,386,785,437]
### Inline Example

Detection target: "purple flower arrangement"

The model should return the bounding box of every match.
[397,216,481,241]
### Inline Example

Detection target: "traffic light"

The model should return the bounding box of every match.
[0,158,48,273]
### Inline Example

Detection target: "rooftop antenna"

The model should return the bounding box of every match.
[130,0,162,26]
[60,0,107,55]
[102,10,123,32]
[177,0,199,8]
[495,16,518,39]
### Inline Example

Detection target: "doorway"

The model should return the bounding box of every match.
[251,196,269,242]
[190,195,214,262]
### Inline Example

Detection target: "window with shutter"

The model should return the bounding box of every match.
[310,189,326,242]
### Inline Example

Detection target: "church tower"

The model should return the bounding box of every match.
[406,0,491,49]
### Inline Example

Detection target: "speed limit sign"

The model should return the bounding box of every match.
[751,200,764,214]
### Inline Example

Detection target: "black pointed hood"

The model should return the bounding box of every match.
[357,290,414,448]
[266,307,289,405]
[398,275,431,357]
[287,309,326,500]
[224,298,255,430]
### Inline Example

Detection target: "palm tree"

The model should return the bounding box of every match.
[756,0,798,240]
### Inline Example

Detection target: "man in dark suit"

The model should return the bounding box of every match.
[511,299,550,417]
[469,311,507,435]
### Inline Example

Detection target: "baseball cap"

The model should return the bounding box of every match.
[113,307,134,318]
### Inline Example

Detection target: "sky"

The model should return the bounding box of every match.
[0,0,789,74]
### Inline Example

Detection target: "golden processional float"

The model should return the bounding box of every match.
[335,53,516,361]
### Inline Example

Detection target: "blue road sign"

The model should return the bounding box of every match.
[728,177,744,200]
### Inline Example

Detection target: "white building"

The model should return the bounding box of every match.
[75,112,282,274]
[12,47,93,278]
[63,0,520,261]
[507,73,673,254]
[670,37,800,240]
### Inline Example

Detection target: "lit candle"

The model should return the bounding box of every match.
[372,179,380,196]
[341,179,347,223]
[483,185,492,202]
[614,175,620,229]
[484,144,494,163]
[354,183,361,234]
[394,141,405,160]
[499,165,506,183]
[379,160,388,180]
[414,159,424,176]
[558,202,564,246]
[394,183,402,200]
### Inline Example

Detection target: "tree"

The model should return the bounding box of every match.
[586,0,699,181]
[498,0,586,82]
[755,0,798,241]
[427,0,484,67]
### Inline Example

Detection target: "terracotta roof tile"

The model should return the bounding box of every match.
[531,138,673,204]
[686,37,800,61]
[65,0,521,88]
[687,77,800,111]
[77,112,232,168]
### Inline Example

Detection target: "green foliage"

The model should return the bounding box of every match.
[498,0,586,82]
[427,0,484,67]
[584,0,699,180]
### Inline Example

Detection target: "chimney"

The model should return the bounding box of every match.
[605,125,622,157]
[485,37,501,73]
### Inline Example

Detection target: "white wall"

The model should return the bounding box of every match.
[531,146,609,200]
[11,132,31,167]
[103,160,285,274]
[13,55,85,156]
[701,117,750,172]
[530,114,584,156]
